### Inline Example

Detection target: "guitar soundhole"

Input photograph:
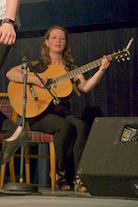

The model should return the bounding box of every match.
[46,78,57,89]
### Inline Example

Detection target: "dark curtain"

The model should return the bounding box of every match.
[0,26,137,124]
[70,27,138,121]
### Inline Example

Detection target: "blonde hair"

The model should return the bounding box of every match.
[40,26,74,68]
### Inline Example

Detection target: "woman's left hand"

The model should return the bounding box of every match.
[99,55,110,72]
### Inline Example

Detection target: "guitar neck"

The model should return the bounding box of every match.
[56,38,134,84]
[56,55,112,84]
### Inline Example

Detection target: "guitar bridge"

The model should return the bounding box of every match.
[29,84,38,101]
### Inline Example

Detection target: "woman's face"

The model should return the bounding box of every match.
[45,29,66,55]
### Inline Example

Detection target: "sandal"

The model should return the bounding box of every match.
[74,175,87,192]
[56,172,70,191]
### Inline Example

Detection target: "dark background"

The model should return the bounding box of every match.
[1,0,138,120]
[1,0,138,185]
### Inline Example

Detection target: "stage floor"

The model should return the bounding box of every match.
[0,186,138,207]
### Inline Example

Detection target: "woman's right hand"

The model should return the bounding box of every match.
[0,23,16,45]
[34,76,48,87]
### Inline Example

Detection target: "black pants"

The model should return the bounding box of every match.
[30,114,89,175]
[0,33,18,139]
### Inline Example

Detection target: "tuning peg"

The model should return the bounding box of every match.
[127,57,131,60]
[122,58,125,61]
[115,56,120,62]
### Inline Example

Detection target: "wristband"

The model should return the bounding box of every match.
[2,18,15,26]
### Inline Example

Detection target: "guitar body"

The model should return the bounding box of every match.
[8,65,73,118]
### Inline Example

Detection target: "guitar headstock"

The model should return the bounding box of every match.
[110,38,134,63]
[111,50,131,63]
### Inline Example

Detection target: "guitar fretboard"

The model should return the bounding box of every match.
[56,55,112,84]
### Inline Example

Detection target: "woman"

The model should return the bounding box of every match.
[6,26,110,191]
[0,0,29,166]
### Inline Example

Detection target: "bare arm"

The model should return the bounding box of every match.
[6,65,48,88]
[5,0,19,20]
[74,56,110,93]
[0,0,19,44]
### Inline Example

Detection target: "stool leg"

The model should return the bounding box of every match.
[50,142,56,190]
[0,163,6,188]
[25,144,30,184]
[9,156,15,183]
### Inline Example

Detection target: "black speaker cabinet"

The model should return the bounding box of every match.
[78,117,138,197]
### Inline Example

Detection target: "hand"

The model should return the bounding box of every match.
[99,55,110,72]
[35,76,48,88]
[0,23,16,45]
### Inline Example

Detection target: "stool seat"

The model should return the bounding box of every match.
[28,131,54,143]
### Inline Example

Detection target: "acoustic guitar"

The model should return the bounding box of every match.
[8,38,133,118]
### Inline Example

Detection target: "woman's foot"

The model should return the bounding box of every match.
[74,174,87,192]
[0,127,30,165]
[56,171,70,191]
[5,126,23,141]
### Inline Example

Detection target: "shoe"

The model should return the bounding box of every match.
[0,128,30,165]
[56,172,70,191]
[74,175,87,192]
